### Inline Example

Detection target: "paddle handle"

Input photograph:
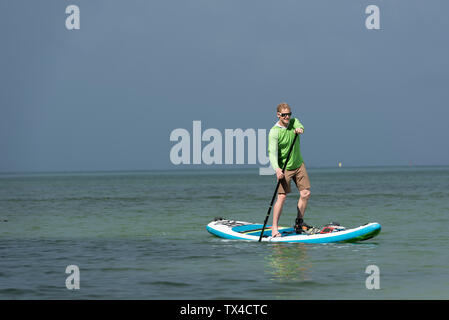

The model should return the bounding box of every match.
[258,133,299,242]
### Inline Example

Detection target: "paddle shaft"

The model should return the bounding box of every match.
[258,133,299,242]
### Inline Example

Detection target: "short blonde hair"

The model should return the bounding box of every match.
[277,102,291,113]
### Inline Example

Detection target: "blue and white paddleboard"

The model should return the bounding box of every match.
[206,218,381,243]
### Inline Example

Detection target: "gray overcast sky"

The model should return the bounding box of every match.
[1,0,448,172]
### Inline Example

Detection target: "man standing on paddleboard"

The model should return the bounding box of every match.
[268,102,312,237]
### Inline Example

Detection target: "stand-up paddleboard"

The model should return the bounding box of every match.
[206,218,381,243]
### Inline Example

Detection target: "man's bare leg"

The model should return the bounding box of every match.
[271,193,287,236]
[297,188,311,219]
[295,189,311,233]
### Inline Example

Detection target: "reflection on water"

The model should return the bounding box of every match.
[264,242,379,284]
[264,244,312,282]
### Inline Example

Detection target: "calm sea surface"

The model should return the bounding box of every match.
[1,166,448,299]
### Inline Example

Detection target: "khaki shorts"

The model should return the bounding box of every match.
[278,163,311,194]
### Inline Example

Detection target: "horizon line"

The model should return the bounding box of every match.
[1,163,448,175]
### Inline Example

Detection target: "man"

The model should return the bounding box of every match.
[268,102,312,237]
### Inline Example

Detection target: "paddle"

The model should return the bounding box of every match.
[258,132,299,242]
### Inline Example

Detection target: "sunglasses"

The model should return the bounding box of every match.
[279,112,292,118]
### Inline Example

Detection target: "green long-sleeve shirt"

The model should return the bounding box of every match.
[268,118,304,171]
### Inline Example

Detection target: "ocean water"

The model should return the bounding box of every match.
[1,166,449,299]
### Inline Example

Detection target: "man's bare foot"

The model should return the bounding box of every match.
[271,231,282,238]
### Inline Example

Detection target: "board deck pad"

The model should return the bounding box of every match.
[232,224,293,237]
[206,218,381,243]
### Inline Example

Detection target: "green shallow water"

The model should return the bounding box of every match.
[1,166,448,299]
